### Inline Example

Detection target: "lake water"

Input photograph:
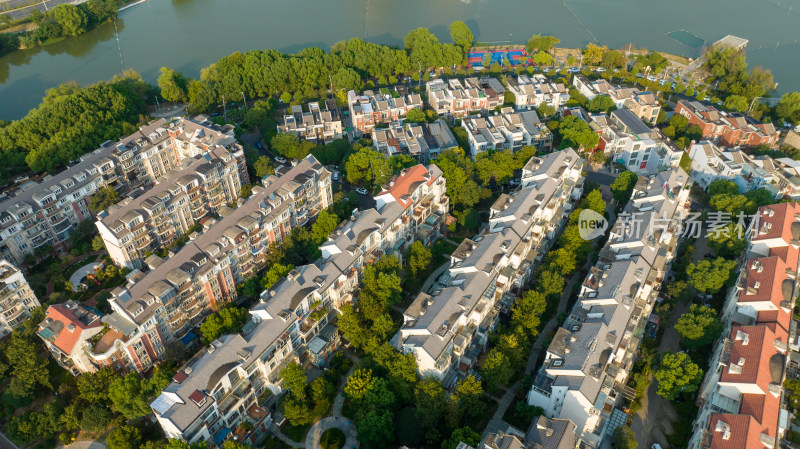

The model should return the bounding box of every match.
[1,0,799,120]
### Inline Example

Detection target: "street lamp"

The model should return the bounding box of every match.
[241,91,247,110]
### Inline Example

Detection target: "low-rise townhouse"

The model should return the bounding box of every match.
[0,117,247,267]
[572,75,661,124]
[393,149,584,385]
[278,100,343,143]
[150,164,447,446]
[688,141,800,199]
[505,74,570,111]
[37,301,138,375]
[528,168,693,447]
[468,417,577,449]
[372,119,457,162]
[593,109,679,175]
[347,89,423,136]
[675,100,779,148]
[688,202,800,449]
[96,146,246,269]
[37,301,104,374]
[461,108,551,157]
[426,77,505,118]
[0,259,40,337]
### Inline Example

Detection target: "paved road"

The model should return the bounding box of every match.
[305,417,359,449]
[0,432,19,449]
[586,170,616,187]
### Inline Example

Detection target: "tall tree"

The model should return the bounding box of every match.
[654,352,703,400]
[449,21,474,53]
[675,304,723,349]
[51,4,88,36]
[158,67,189,102]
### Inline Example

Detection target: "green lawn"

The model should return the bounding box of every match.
[283,422,311,442]
[320,428,345,449]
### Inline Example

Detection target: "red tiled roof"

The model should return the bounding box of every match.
[44,304,102,354]
[708,414,763,449]
[753,202,800,244]
[189,389,206,404]
[173,371,189,383]
[379,165,432,208]
[738,256,791,309]
[720,325,784,389]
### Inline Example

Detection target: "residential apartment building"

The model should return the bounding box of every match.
[675,100,779,148]
[688,141,800,199]
[426,77,505,118]
[53,157,331,375]
[572,75,661,124]
[394,149,584,385]
[528,168,693,447]
[0,259,40,338]
[506,74,570,111]
[461,108,552,157]
[372,119,457,162]
[151,164,448,446]
[277,100,343,143]
[0,117,247,267]
[688,202,800,449]
[96,146,246,269]
[347,88,423,136]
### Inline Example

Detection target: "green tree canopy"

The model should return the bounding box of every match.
[106,425,142,449]
[344,147,393,191]
[158,67,189,102]
[610,171,638,203]
[675,304,723,349]
[526,34,560,54]
[558,115,599,150]
[449,21,474,52]
[654,352,703,400]
[588,95,615,113]
[405,107,426,123]
[407,241,432,277]
[88,186,120,213]
[51,4,88,36]
[199,307,248,344]
[686,257,737,293]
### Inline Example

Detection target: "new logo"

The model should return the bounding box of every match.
[578,209,608,240]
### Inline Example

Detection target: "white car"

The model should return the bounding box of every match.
[332,171,340,181]
[595,67,606,72]
[355,187,369,195]
[275,156,287,164]
[647,75,657,82]
[568,67,581,73]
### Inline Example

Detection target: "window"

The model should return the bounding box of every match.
[552,359,563,367]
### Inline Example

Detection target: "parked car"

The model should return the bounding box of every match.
[275,156,287,164]
[595,67,606,72]
[659,80,666,86]
[636,73,645,79]
[647,75,657,82]
[355,187,369,195]
[332,171,340,181]
[568,67,581,73]
[256,141,263,150]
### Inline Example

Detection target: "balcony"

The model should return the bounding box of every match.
[218,379,252,416]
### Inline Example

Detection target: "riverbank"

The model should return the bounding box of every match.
[1,0,798,120]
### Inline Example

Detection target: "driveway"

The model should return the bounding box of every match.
[585,166,617,186]
[304,417,359,449]
[630,375,678,449]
